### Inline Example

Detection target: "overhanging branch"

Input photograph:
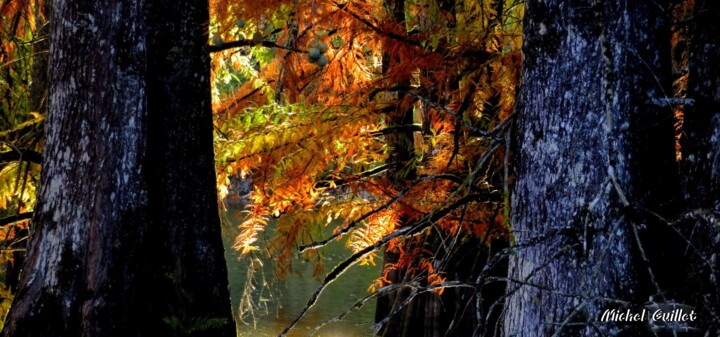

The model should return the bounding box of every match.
[313,163,398,189]
[279,192,496,337]
[302,174,479,252]
[0,117,44,143]
[369,124,423,137]
[0,149,42,165]
[209,39,304,53]
[0,212,33,227]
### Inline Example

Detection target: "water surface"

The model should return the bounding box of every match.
[223,211,381,337]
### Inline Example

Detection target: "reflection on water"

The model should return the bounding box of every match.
[223,209,381,337]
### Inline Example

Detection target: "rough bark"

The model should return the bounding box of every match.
[504,1,676,336]
[1,1,236,336]
[675,0,720,333]
[681,0,720,204]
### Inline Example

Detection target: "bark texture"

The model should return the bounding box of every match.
[1,1,235,336]
[681,0,720,203]
[675,0,720,334]
[504,1,676,336]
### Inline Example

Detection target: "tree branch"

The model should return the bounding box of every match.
[302,173,481,252]
[313,163,398,189]
[279,192,494,337]
[209,39,305,53]
[0,212,33,227]
[403,90,504,139]
[0,149,42,165]
[0,117,44,143]
[333,1,423,48]
[333,1,492,62]
[368,124,423,137]
[374,281,476,333]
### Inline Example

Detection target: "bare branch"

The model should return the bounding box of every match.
[209,39,305,53]
[0,117,44,143]
[0,212,33,227]
[0,149,42,165]
[279,192,492,337]
[313,163,399,189]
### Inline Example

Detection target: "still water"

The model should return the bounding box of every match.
[223,213,381,337]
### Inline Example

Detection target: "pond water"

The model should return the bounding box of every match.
[222,210,381,337]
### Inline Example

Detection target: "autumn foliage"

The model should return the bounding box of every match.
[1,0,524,330]
[209,0,522,297]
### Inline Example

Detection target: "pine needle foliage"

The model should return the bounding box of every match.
[211,0,524,302]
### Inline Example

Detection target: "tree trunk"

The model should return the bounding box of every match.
[675,0,720,333]
[681,0,720,203]
[1,1,236,336]
[504,1,676,336]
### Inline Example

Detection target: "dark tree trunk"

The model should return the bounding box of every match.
[681,0,720,203]
[505,1,676,336]
[1,1,236,336]
[675,0,720,333]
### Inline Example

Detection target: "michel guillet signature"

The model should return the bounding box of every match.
[600,299,699,333]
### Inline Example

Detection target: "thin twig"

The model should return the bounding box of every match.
[278,193,491,337]
[209,39,305,53]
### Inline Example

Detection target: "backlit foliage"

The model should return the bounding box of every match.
[0,0,45,327]
[0,0,45,208]
[210,0,523,301]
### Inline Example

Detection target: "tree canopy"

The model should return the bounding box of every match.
[211,0,520,281]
